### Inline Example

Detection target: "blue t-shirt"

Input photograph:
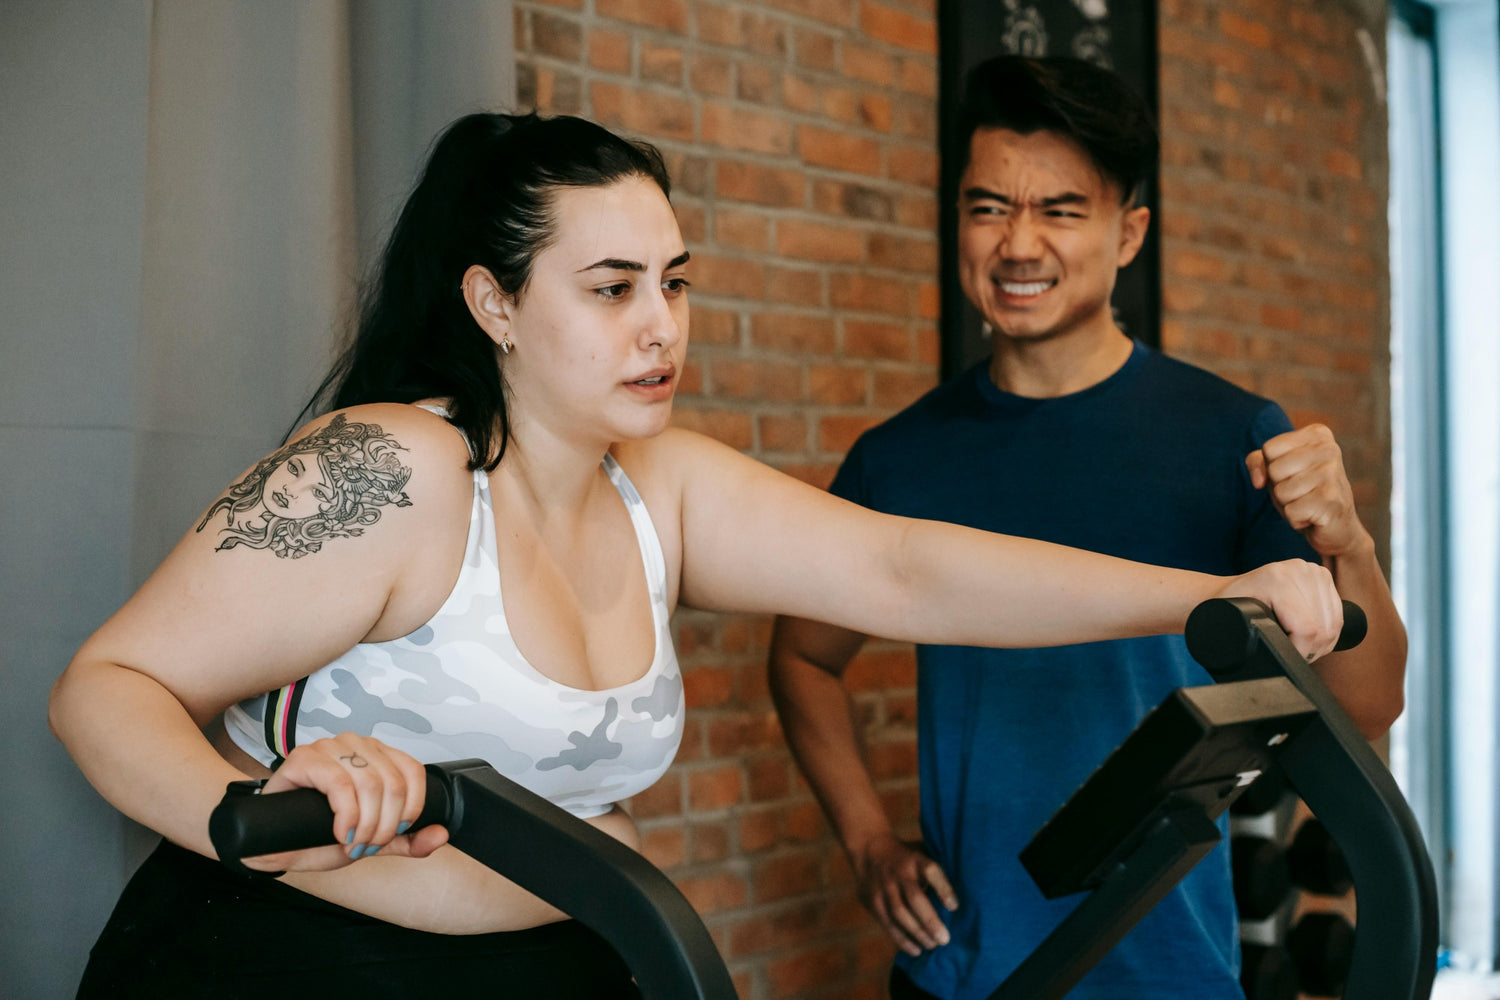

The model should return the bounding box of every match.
[829,342,1317,1000]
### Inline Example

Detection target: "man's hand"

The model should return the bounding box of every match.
[1246,424,1373,558]
[854,832,959,956]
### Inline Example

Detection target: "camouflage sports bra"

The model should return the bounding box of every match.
[223,417,685,819]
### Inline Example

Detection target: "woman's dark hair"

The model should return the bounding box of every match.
[958,56,1157,205]
[296,112,672,470]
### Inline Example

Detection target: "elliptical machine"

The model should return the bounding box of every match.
[211,599,1437,999]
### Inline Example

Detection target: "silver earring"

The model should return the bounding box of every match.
[499,338,513,356]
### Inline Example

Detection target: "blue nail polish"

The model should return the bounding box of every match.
[351,843,367,860]
[397,821,412,835]
[366,844,381,856]
[345,829,355,845]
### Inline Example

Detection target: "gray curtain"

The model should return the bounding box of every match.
[0,2,513,994]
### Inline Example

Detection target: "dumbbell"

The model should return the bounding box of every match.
[1288,912,1355,997]
[1287,818,1353,896]
[1241,942,1299,1000]
[1231,835,1291,920]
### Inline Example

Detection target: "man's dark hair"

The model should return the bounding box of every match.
[958,55,1158,205]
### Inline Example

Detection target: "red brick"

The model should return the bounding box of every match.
[873,368,937,408]
[738,806,785,853]
[760,414,809,452]
[1218,9,1274,48]
[640,42,684,85]
[589,81,693,141]
[677,870,750,914]
[690,52,732,96]
[867,231,937,272]
[597,0,689,34]
[531,11,583,60]
[808,364,868,405]
[815,180,895,223]
[841,319,911,359]
[689,764,744,811]
[751,312,837,355]
[687,668,738,707]
[842,41,899,86]
[888,144,938,186]
[716,161,806,208]
[777,218,866,264]
[671,407,753,449]
[689,305,741,347]
[588,28,631,72]
[818,413,882,453]
[794,27,840,71]
[860,0,936,54]
[830,272,909,315]
[630,773,683,818]
[711,359,803,401]
[799,124,882,175]
[640,824,686,868]
[703,102,794,155]
[754,850,826,903]
[747,756,792,801]
[766,0,854,28]
[737,60,781,105]
[713,207,772,251]
[690,252,767,300]
[767,942,853,996]
[691,820,733,862]
[899,56,938,98]
[766,266,825,307]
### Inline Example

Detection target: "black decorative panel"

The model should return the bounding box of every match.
[937,0,1162,378]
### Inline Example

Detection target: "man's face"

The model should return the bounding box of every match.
[957,127,1149,347]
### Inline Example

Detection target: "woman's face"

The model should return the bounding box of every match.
[261,453,334,520]
[500,175,690,447]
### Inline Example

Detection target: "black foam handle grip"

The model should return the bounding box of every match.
[1335,600,1367,652]
[1186,599,1366,677]
[209,768,452,863]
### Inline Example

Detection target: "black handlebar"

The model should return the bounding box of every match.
[209,769,453,861]
[209,759,738,1000]
[1185,598,1367,677]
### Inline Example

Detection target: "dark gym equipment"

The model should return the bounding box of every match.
[1289,912,1357,997]
[1287,818,1354,897]
[213,599,1436,1000]
[211,758,737,1000]
[1231,834,1291,921]
[1240,942,1299,1000]
[989,599,1438,1000]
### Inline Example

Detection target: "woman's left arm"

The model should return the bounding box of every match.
[653,430,1343,661]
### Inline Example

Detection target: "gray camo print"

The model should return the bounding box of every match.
[225,453,685,818]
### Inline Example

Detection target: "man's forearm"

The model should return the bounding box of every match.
[1315,538,1408,739]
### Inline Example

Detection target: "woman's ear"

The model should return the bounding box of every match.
[460,265,513,348]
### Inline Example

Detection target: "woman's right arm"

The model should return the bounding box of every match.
[47,404,472,863]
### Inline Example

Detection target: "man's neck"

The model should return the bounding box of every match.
[987,326,1135,399]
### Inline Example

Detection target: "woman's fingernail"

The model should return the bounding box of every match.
[350,843,367,860]
[365,844,381,856]
[396,821,412,835]
[345,829,355,845]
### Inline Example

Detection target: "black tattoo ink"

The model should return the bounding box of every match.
[339,753,369,768]
[196,414,413,559]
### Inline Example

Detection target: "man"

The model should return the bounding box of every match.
[767,55,1406,1000]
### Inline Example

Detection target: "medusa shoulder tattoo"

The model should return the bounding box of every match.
[195,414,414,559]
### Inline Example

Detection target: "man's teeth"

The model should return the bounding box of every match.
[999,280,1053,295]
[635,376,665,385]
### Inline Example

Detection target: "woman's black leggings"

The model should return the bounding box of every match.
[77,840,641,999]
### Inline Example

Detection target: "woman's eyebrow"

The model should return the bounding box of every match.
[578,250,691,273]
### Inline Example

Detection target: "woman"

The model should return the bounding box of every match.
[50,113,1343,997]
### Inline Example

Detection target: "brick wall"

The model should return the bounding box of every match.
[513,1,1392,997]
